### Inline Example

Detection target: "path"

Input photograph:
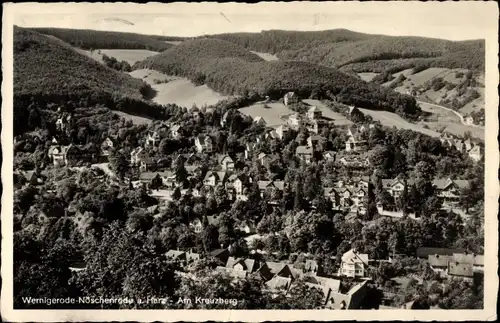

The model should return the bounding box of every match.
[417,100,484,129]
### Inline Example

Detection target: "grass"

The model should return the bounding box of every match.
[357,72,379,82]
[97,49,159,64]
[130,68,230,109]
[114,111,153,125]
[302,99,353,126]
[250,51,279,61]
[239,102,293,127]
[443,123,484,140]
[358,108,440,137]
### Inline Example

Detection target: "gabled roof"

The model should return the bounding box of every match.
[171,124,181,131]
[186,252,201,262]
[448,262,474,277]
[304,259,319,272]
[308,106,319,113]
[254,116,266,123]
[341,249,369,265]
[165,250,186,260]
[226,257,257,273]
[416,247,466,258]
[218,154,234,164]
[308,135,325,142]
[265,276,292,291]
[428,254,452,267]
[257,152,267,160]
[469,145,482,154]
[209,248,228,258]
[296,146,313,155]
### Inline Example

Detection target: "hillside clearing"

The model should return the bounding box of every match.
[250,51,279,61]
[443,123,485,141]
[357,108,440,138]
[98,49,159,64]
[239,102,293,127]
[130,69,230,109]
[302,99,353,126]
[357,72,378,82]
[114,111,153,125]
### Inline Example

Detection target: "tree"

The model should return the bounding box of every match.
[202,224,219,251]
[108,149,130,179]
[172,187,182,200]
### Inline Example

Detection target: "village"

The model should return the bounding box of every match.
[11,90,485,310]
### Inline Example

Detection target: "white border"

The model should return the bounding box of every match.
[2,2,498,322]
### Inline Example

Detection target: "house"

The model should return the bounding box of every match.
[237,221,256,234]
[253,116,267,127]
[468,145,482,162]
[324,187,340,207]
[284,91,299,106]
[257,180,285,198]
[244,143,257,160]
[100,137,114,156]
[382,178,414,198]
[339,155,369,168]
[416,247,467,259]
[20,170,42,185]
[345,128,368,152]
[130,147,148,166]
[170,125,181,139]
[428,254,452,277]
[139,157,157,172]
[305,277,369,309]
[307,120,320,134]
[195,134,213,153]
[454,139,465,153]
[339,249,369,278]
[225,174,248,196]
[258,262,295,281]
[464,139,474,152]
[145,131,161,147]
[303,259,322,276]
[275,125,289,140]
[221,110,230,128]
[307,106,322,120]
[288,113,301,129]
[432,178,469,206]
[225,257,258,274]
[218,154,235,171]
[208,248,230,264]
[165,250,187,263]
[447,261,474,282]
[48,145,69,166]
[189,219,205,234]
[203,171,227,188]
[296,146,314,164]
[465,115,475,125]
[55,115,72,132]
[257,153,279,168]
[452,253,484,273]
[323,151,336,162]
[359,124,375,133]
[307,135,326,151]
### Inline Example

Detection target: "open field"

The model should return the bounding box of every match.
[239,102,293,127]
[443,123,484,141]
[250,51,279,61]
[357,72,378,82]
[130,69,230,108]
[98,49,159,64]
[358,108,440,137]
[302,99,353,126]
[114,111,153,125]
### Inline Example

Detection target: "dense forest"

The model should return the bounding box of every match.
[31,27,173,51]
[203,30,485,72]
[133,38,421,120]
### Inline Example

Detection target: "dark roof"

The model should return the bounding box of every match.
[417,247,467,258]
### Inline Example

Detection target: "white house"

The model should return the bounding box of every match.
[219,154,235,171]
[254,116,267,127]
[170,125,181,139]
[288,113,301,129]
[284,92,299,106]
[307,106,322,120]
[195,135,213,153]
[339,249,369,278]
[468,145,482,162]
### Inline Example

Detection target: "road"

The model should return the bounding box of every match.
[417,100,484,129]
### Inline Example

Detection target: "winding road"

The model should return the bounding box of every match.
[417,100,484,129]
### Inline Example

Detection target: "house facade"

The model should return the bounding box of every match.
[296,146,314,164]
[307,106,322,120]
[195,135,213,153]
[432,178,469,207]
[284,92,299,106]
[219,155,235,171]
[340,249,369,278]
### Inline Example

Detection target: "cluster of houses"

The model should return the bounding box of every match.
[324,177,371,214]
[48,140,107,167]
[417,247,484,283]
[165,246,370,309]
[439,133,482,162]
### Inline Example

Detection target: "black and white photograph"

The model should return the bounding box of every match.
[2,1,498,321]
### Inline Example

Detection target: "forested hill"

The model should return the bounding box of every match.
[13,27,177,135]
[203,30,485,72]
[31,27,172,51]
[14,27,150,100]
[133,38,421,120]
